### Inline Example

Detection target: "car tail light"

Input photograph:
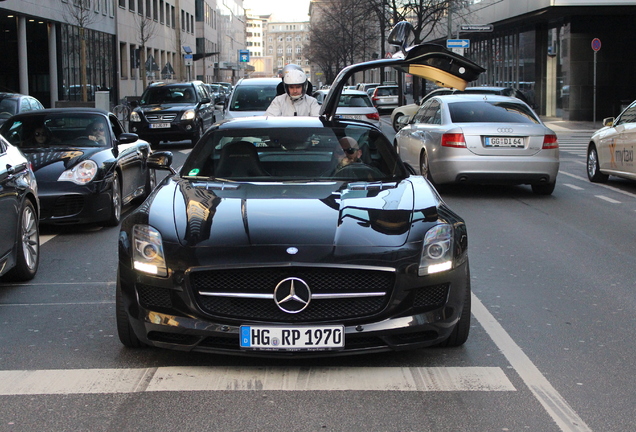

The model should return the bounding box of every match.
[441,133,466,148]
[366,112,380,121]
[542,134,559,149]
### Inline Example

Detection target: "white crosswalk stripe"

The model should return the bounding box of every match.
[0,366,515,395]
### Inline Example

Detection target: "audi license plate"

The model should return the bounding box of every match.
[342,115,364,120]
[240,325,344,350]
[150,123,171,129]
[485,137,523,147]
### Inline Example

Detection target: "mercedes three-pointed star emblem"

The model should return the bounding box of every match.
[274,277,311,314]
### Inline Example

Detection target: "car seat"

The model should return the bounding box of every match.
[215,141,268,178]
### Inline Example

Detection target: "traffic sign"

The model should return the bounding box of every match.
[591,38,601,52]
[460,24,493,32]
[447,39,470,49]
[239,49,250,62]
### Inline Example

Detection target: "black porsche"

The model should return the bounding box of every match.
[116,22,485,357]
[0,108,155,226]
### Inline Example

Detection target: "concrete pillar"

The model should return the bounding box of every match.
[17,16,28,95]
[95,91,110,112]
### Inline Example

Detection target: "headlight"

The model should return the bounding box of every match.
[132,225,168,277]
[130,111,141,122]
[181,109,196,121]
[58,160,98,184]
[419,223,454,276]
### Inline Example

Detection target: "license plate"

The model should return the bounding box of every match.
[342,115,364,120]
[150,123,171,129]
[485,137,524,147]
[240,325,344,350]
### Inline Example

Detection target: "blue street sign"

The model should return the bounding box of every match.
[239,49,250,62]
[447,39,470,49]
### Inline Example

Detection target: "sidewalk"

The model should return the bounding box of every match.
[540,117,600,132]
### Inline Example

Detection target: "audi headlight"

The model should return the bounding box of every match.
[130,111,141,122]
[132,225,168,277]
[58,160,98,185]
[181,109,196,121]
[419,223,454,276]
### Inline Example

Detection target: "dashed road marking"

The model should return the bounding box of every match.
[595,195,621,204]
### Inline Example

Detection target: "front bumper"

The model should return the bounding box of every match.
[118,260,470,358]
[129,120,197,143]
[38,180,112,225]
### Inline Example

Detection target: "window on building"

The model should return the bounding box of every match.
[119,0,125,7]
[171,6,175,28]
[159,0,164,23]
[120,42,128,79]
[146,0,151,18]
[153,0,158,20]
[138,0,143,14]
[286,36,291,42]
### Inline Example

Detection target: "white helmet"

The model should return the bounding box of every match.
[283,67,308,100]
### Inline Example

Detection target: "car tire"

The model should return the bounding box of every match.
[437,275,471,348]
[116,274,145,348]
[392,113,405,132]
[531,181,556,195]
[587,145,609,183]
[419,150,436,185]
[191,122,203,147]
[104,172,122,226]
[3,200,39,281]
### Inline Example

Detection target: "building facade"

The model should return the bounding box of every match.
[433,0,636,121]
[264,20,312,83]
[0,0,245,108]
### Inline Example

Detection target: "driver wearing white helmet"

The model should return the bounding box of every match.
[265,66,320,117]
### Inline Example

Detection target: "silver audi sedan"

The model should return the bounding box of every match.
[395,94,559,195]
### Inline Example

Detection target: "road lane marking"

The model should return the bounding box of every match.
[595,195,621,204]
[40,235,55,245]
[563,183,584,190]
[472,293,592,432]
[560,170,636,199]
[0,366,514,395]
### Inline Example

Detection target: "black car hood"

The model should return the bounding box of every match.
[150,178,438,248]
[20,146,102,172]
[138,104,193,114]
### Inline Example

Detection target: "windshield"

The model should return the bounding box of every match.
[0,98,17,116]
[1,113,112,148]
[181,125,407,182]
[140,85,196,104]
[229,85,277,111]
[448,101,539,124]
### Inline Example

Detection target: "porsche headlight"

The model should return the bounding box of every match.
[58,160,98,184]
[419,223,454,276]
[181,109,196,121]
[132,225,168,277]
[130,111,141,122]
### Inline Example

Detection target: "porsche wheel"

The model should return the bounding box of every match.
[104,173,122,226]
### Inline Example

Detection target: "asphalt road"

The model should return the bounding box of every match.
[0,118,633,431]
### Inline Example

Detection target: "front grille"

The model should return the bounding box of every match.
[189,267,394,323]
[52,195,84,217]
[146,113,177,122]
[413,283,449,308]
[138,284,173,309]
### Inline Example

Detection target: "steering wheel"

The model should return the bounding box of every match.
[333,162,385,181]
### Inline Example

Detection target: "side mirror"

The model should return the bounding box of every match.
[118,132,139,144]
[148,151,174,172]
[387,21,415,54]
[603,117,615,127]
[200,97,211,104]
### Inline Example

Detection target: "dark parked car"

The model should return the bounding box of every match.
[0,134,39,281]
[0,108,154,226]
[0,92,45,126]
[116,21,485,357]
[129,81,215,148]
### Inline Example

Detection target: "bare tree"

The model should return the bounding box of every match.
[133,13,158,89]
[307,0,378,86]
[61,0,104,102]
